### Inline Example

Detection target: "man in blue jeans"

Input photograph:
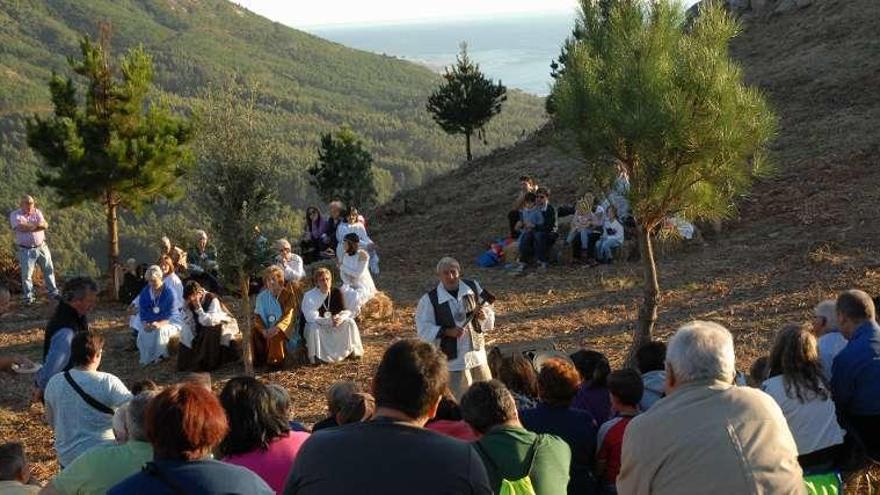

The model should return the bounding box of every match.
[9,195,59,305]
[518,187,558,270]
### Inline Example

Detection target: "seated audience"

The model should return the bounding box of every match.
[186,230,220,292]
[177,281,241,372]
[133,265,181,366]
[252,266,299,368]
[518,187,558,270]
[425,391,478,441]
[42,391,157,495]
[118,259,145,304]
[336,392,376,425]
[566,194,600,261]
[108,383,273,494]
[762,324,845,471]
[830,290,880,456]
[508,175,538,239]
[219,377,310,493]
[158,235,187,273]
[44,331,132,468]
[283,339,491,494]
[497,353,539,410]
[34,277,98,400]
[570,350,612,424]
[312,381,359,432]
[0,442,38,494]
[599,164,631,221]
[338,233,377,316]
[302,268,363,364]
[158,255,184,311]
[811,299,847,380]
[321,201,345,258]
[336,206,379,275]
[595,205,624,264]
[635,341,667,410]
[267,383,309,432]
[275,239,305,284]
[520,358,598,495]
[596,370,643,495]
[300,206,329,264]
[462,380,571,495]
[617,321,803,494]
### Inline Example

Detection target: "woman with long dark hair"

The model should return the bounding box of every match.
[219,377,310,493]
[762,324,845,471]
[570,349,612,423]
[497,354,539,410]
[300,206,328,264]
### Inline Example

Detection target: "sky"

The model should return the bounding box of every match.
[234,0,585,28]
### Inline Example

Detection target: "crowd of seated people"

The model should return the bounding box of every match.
[5,284,880,494]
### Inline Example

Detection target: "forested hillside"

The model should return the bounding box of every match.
[0,0,546,277]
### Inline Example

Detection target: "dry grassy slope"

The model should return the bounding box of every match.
[372,0,880,364]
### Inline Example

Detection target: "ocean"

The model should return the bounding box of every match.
[310,13,577,97]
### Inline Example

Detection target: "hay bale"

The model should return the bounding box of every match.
[360,291,394,322]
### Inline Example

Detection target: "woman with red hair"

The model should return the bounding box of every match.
[108,383,272,494]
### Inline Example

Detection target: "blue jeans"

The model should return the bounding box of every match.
[596,238,622,262]
[18,244,59,302]
[519,231,557,263]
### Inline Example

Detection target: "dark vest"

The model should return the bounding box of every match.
[428,280,491,361]
[188,293,221,335]
[317,288,346,317]
[43,301,89,360]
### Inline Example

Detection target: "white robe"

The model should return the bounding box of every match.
[415,281,495,372]
[179,297,240,348]
[336,221,380,275]
[302,287,363,364]
[277,254,305,283]
[339,249,377,316]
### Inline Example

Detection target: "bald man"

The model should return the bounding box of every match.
[9,195,58,305]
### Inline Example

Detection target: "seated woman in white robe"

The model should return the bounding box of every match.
[338,233,377,317]
[275,238,305,284]
[133,265,181,366]
[302,267,364,364]
[336,207,380,275]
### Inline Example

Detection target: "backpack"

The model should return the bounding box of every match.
[476,435,542,495]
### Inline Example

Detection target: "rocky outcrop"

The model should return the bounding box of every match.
[687,0,814,18]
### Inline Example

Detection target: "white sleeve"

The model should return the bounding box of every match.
[107,376,134,407]
[473,281,495,333]
[341,251,369,280]
[357,224,374,246]
[196,298,229,327]
[291,255,305,280]
[416,294,443,342]
[302,291,331,326]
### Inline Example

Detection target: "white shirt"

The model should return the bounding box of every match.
[277,253,305,282]
[180,297,237,348]
[817,331,847,380]
[340,249,376,294]
[336,222,374,260]
[415,281,495,372]
[761,375,845,455]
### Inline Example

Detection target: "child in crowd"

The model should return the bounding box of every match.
[635,341,667,411]
[596,369,644,495]
[517,192,544,241]
[595,205,624,264]
[566,195,595,260]
[570,349,612,424]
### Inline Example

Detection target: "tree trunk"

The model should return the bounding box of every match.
[239,270,254,376]
[465,131,472,162]
[105,195,120,300]
[628,224,660,366]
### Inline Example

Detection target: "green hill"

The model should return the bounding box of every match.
[0,0,546,276]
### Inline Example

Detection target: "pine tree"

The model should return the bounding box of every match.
[308,127,378,208]
[427,43,507,161]
[193,80,282,376]
[26,29,193,297]
[552,0,777,360]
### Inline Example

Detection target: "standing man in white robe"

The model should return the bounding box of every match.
[415,257,496,400]
[302,267,364,364]
[338,233,376,317]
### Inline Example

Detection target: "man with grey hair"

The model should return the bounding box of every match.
[9,194,59,305]
[416,256,496,399]
[42,391,157,495]
[187,229,220,292]
[617,321,803,494]
[811,299,847,379]
[33,277,98,401]
[830,289,880,455]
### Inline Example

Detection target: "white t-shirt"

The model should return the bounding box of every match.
[44,369,132,467]
[761,375,844,455]
[817,331,847,380]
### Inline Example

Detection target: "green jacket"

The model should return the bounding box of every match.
[474,425,571,495]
